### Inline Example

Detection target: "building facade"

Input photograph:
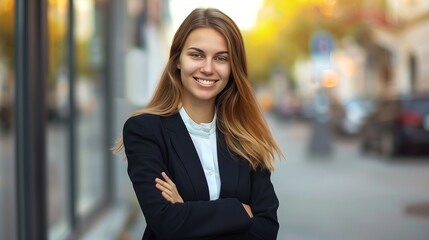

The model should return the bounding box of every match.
[0,0,170,239]
[371,0,429,97]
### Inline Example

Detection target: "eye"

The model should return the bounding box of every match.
[214,55,228,62]
[190,53,204,59]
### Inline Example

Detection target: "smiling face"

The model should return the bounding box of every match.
[178,27,231,108]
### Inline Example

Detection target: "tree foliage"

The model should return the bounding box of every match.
[243,0,386,83]
[0,0,15,68]
[0,0,69,87]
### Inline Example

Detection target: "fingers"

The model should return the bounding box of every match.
[161,191,173,203]
[242,203,254,218]
[154,172,184,204]
[155,180,175,203]
[155,177,173,191]
[155,172,175,192]
[155,180,173,196]
[161,172,175,186]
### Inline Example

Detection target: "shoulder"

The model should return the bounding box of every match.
[123,113,163,133]
[123,112,182,132]
[125,113,162,125]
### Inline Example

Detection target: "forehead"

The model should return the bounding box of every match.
[183,28,228,51]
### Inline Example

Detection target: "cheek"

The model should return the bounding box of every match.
[219,77,230,91]
[180,70,189,86]
[223,66,232,80]
[179,60,198,76]
[217,63,231,77]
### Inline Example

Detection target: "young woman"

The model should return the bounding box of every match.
[113,8,283,240]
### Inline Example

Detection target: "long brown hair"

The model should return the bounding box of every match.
[112,8,283,171]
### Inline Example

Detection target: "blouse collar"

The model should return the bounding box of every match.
[179,107,216,137]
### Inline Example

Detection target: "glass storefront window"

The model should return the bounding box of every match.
[47,0,71,238]
[0,0,16,239]
[74,0,106,218]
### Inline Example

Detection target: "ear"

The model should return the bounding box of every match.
[177,63,181,69]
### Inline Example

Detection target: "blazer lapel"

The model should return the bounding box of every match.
[217,131,240,198]
[164,113,210,200]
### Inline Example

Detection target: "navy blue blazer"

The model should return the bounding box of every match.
[123,112,279,240]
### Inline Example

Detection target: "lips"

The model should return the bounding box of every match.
[194,77,218,86]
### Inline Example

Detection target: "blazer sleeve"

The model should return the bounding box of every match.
[123,115,252,240]
[248,167,280,240]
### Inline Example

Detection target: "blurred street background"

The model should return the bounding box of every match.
[1,0,429,239]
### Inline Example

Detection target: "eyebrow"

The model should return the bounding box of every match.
[188,47,228,55]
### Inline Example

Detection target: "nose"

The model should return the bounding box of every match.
[200,59,213,74]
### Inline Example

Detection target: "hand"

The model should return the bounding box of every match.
[155,172,184,204]
[242,203,253,218]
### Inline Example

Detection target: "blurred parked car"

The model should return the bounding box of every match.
[360,95,429,157]
[332,98,374,135]
[297,99,315,120]
[272,95,300,119]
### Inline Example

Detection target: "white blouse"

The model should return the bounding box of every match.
[179,107,221,200]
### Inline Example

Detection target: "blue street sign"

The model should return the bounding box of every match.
[310,30,335,56]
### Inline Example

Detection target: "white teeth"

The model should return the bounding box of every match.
[196,78,216,85]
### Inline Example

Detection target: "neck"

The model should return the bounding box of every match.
[182,100,215,124]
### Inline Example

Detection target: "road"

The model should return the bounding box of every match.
[269,113,429,240]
